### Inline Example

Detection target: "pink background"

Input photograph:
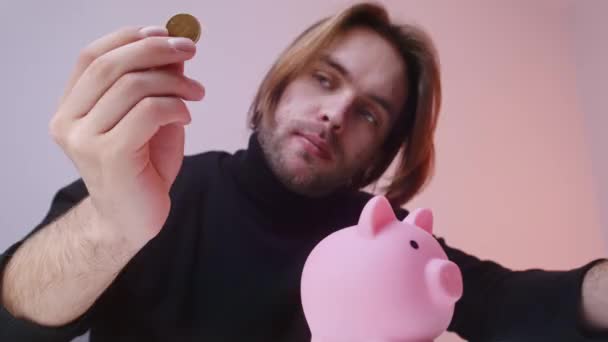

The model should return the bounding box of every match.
[0,1,605,341]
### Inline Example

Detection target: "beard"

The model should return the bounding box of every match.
[257,118,364,198]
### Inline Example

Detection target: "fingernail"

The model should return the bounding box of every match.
[139,25,169,37]
[168,37,196,53]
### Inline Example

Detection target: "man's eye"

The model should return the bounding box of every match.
[314,73,333,89]
[359,108,378,125]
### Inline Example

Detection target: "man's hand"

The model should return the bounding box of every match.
[581,260,608,332]
[50,25,205,248]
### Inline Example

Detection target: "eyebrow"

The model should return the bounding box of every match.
[319,54,395,116]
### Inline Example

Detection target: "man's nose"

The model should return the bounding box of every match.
[318,94,353,133]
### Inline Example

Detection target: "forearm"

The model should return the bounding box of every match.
[581,260,608,332]
[441,234,608,341]
[1,197,140,327]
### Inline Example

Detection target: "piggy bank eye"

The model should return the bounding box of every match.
[410,240,419,250]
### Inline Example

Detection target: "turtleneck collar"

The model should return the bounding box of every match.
[227,132,350,227]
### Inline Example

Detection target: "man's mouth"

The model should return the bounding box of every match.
[294,132,333,161]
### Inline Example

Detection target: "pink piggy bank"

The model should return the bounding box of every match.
[301,195,463,342]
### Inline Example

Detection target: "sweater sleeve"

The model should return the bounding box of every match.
[0,178,94,342]
[440,237,608,341]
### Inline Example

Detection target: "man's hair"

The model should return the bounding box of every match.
[248,2,441,207]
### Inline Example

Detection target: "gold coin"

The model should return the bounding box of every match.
[166,13,201,43]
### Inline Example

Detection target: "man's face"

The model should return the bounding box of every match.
[258,27,407,197]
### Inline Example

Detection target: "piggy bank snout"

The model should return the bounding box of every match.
[426,259,463,306]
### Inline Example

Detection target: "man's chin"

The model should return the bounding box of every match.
[278,160,353,198]
[281,156,317,181]
[259,133,342,196]
[273,156,323,192]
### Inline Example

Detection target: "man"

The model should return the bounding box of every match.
[0,2,606,341]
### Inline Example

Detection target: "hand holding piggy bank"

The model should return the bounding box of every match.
[301,196,463,342]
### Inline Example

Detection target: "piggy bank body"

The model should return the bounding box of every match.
[300,196,463,342]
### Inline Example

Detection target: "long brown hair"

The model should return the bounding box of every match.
[248,2,441,207]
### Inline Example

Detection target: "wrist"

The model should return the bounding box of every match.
[78,198,143,269]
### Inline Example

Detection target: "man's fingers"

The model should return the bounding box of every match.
[59,26,169,105]
[149,123,186,189]
[106,96,191,152]
[161,62,185,75]
[60,36,197,123]
[80,69,204,134]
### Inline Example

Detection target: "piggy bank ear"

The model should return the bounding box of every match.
[358,196,396,238]
[404,208,434,235]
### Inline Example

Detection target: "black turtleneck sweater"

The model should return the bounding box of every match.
[1,134,607,342]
